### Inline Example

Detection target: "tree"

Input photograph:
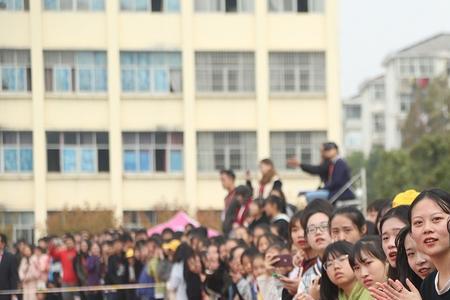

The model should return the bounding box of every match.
[402,76,450,147]
[345,151,365,175]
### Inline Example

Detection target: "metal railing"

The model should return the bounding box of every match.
[329,169,368,214]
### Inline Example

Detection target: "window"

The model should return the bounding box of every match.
[270,52,325,93]
[0,0,29,10]
[44,51,107,93]
[0,50,31,92]
[46,132,109,173]
[397,57,434,77]
[43,0,104,11]
[196,52,255,93]
[120,52,182,93]
[399,93,412,113]
[344,105,361,120]
[123,211,157,229]
[372,83,385,100]
[120,0,180,12]
[270,131,326,170]
[268,0,324,13]
[0,212,34,244]
[122,132,183,173]
[372,113,385,133]
[344,132,362,149]
[0,131,33,173]
[197,132,257,172]
[194,0,253,12]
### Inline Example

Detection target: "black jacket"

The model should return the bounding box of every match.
[0,251,19,300]
[105,253,128,285]
[300,160,329,188]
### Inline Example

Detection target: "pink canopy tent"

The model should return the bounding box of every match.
[147,211,220,238]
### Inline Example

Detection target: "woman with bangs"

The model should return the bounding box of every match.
[353,235,388,290]
[318,241,372,300]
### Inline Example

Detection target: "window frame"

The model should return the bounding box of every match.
[0,131,33,173]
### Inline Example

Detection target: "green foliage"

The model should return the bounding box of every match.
[346,151,365,175]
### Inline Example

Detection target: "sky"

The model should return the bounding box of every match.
[340,0,450,98]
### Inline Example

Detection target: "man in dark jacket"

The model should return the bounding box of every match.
[0,233,19,300]
[105,237,128,300]
[303,143,355,203]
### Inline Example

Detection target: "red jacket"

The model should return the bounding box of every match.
[49,245,78,284]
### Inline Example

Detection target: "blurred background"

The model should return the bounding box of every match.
[0,0,449,243]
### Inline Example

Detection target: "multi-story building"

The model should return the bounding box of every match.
[0,0,340,241]
[343,33,450,156]
[383,33,450,149]
[343,75,385,157]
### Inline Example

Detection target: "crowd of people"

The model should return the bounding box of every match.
[0,142,449,300]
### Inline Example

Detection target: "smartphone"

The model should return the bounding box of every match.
[273,254,293,268]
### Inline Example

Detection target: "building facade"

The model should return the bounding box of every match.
[383,33,450,150]
[0,0,341,240]
[343,33,450,156]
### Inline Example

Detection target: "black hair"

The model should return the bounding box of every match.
[331,206,367,234]
[320,241,355,300]
[265,195,286,214]
[251,223,270,235]
[241,247,258,265]
[395,226,423,290]
[162,228,174,235]
[229,245,246,263]
[0,233,7,246]
[253,197,266,209]
[379,205,409,280]
[409,188,450,225]
[235,185,252,201]
[182,246,202,300]
[353,235,386,265]
[65,234,75,242]
[256,233,278,253]
[368,199,387,212]
[301,199,333,233]
[220,169,236,180]
[323,142,338,151]
[374,199,393,235]
[173,242,193,263]
[288,210,304,246]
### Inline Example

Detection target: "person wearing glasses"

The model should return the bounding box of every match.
[295,199,334,299]
[318,241,372,300]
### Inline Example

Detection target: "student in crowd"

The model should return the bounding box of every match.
[105,237,128,300]
[246,198,270,233]
[86,242,103,300]
[49,234,78,300]
[303,142,355,204]
[18,243,40,300]
[264,195,290,241]
[352,235,388,290]
[395,226,435,290]
[379,205,409,281]
[220,169,237,221]
[319,241,372,300]
[251,158,283,200]
[297,199,333,296]
[330,206,367,244]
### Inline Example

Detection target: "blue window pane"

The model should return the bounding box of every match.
[4,149,18,172]
[77,52,94,65]
[166,0,180,12]
[121,69,135,91]
[124,150,137,171]
[154,69,168,92]
[63,148,77,172]
[95,69,107,91]
[2,67,16,91]
[14,0,23,10]
[95,53,106,65]
[135,0,149,10]
[170,150,182,171]
[19,148,33,171]
[120,0,132,10]
[137,69,150,91]
[120,53,134,65]
[79,69,92,91]
[44,0,58,10]
[17,68,26,91]
[91,0,104,10]
[55,68,71,92]
[139,150,150,171]
[81,149,95,172]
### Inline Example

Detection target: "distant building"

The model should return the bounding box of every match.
[383,33,450,150]
[343,33,450,156]
[0,0,340,241]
